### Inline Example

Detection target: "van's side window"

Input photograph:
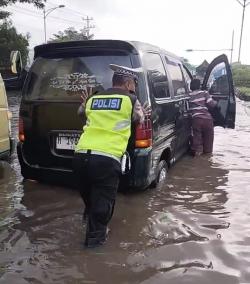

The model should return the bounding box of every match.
[165,57,186,96]
[143,53,170,99]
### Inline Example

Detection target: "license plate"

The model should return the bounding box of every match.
[56,133,80,150]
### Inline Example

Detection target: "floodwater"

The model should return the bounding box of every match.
[0,92,250,284]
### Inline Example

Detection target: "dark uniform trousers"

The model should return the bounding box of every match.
[73,152,121,247]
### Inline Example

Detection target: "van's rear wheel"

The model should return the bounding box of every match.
[158,160,168,183]
[151,160,168,188]
[20,165,40,182]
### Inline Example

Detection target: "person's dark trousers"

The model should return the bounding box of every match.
[72,152,121,248]
[191,117,214,155]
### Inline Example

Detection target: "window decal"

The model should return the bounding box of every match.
[50,72,101,92]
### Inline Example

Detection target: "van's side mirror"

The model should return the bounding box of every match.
[10,51,23,74]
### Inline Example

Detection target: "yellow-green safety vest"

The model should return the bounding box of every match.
[75,93,134,158]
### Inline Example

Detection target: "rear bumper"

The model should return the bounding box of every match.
[17,142,75,185]
[120,148,154,190]
[17,142,154,190]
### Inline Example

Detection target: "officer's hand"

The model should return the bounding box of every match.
[142,102,152,117]
[81,87,93,105]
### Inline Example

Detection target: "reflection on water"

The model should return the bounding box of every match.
[0,94,250,284]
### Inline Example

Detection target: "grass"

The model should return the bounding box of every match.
[236,86,250,101]
[238,87,250,96]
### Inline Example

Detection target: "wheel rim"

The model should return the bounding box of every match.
[159,168,167,182]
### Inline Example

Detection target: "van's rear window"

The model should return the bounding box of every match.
[24,51,132,100]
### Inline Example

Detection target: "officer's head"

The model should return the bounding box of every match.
[190,78,201,91]
[109,64,142,95]
[112,74,137,94]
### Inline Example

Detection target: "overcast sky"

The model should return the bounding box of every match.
[6,0,250,65]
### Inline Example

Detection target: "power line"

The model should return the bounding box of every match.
[9,3,94,27]
[8,6,84,25]
[8,6,41,16]
[13,4,38,12]
[61,6,88,17]
[44,1,59,9]
[10,4,84,22]
[7,6,41,17]
[7,4,96,41]
[46,0,88,17]
[48,15,84,25]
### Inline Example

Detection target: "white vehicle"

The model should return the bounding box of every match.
[0,50,22,159]
[0,73,14,159]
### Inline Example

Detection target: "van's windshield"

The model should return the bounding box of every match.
[24,51,132,100]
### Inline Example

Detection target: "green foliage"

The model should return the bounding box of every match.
[0,21,29,76]
[48,27,93,43]
[232,64,250,88]
[237,86,250,101]
[0,10,10,20]
[0,0,46,19]
[238,87,250,96]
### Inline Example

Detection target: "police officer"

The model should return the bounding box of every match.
[73,64,149,248]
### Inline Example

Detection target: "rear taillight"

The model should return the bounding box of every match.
[135,118,152,148]
[19,117,25,142]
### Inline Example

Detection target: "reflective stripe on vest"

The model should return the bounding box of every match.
[75,94,133,158]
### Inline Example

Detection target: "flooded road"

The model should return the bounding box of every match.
[1,92,250,284]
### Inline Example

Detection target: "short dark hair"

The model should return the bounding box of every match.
[112,74,131,86]
[190,79,201,91]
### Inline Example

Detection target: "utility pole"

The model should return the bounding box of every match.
[43,5,65,43]
[230,30,234,64]
[43,8,47,43]
[236,0,250,62]
[82,16,95,39]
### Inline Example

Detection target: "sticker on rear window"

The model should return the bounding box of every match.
[91,98,122,110]
[50,72,101,93]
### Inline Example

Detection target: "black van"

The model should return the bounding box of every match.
[17,40,236,190]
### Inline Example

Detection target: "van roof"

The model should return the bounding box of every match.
[34,39,180,61]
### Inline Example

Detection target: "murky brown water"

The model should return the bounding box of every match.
[1,92,250,284]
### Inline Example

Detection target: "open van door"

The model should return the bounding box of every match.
[202,54,236,128]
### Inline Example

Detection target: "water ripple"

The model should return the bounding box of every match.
[0,94,250,283]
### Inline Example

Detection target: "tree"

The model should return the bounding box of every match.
[0,21,29,77]
[232,64,250,88]
[0,0,46,20]
[48,27,93,43]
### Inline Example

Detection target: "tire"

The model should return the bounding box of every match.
[21,167,34,180]
[151,160,168,188]
[20,163,40,182]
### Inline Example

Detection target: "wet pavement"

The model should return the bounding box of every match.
[0,91,250,284]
